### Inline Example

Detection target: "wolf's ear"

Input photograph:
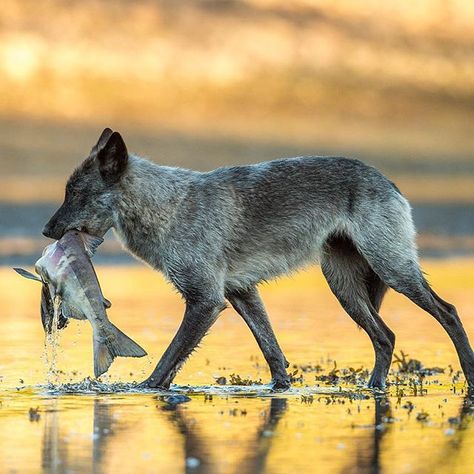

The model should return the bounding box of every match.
[92,127,114,154]
[97,131,128,184]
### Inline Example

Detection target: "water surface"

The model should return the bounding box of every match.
[1,263,473,473]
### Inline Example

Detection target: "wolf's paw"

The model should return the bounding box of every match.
[367,371,387,391]
[137,376,169,391]
[271,377,291,392]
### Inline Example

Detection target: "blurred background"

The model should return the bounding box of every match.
[1,0,473,264]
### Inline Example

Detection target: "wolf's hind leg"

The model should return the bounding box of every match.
[352,205,474,387]
[227,287,291,390]
[322,235,395,389]
[358,244,474,386]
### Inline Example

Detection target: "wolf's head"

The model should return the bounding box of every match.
[43,128,128,240]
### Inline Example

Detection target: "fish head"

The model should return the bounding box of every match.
[34,242,61,285]
[34,241,76,305]
[42,128,128,240]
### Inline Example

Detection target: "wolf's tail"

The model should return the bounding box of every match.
[93,323,147,377]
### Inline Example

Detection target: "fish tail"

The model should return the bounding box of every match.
[93,323,147,378]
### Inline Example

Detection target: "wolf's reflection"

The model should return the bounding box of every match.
[345,392,474,474]
[40,391,473,474]
[162,396,288,474]
[41,395,288,474]
[164,405,213,474]
[242,397,288,473]
[432,391,474,471]
[341,395,392,474]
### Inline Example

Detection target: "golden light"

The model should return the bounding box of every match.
[1,35,43,81]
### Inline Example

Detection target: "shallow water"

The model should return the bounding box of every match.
[1,261,474,473]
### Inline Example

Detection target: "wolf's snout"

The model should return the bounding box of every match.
[42,222,62,240]
[42,213,64,240]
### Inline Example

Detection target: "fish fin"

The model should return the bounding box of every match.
[61,302,87,320]
[93,337,115,378]
[13,267,41,282]
[41,285,68,333]
[103,297,112,309]
[41,284,54,333]
[106,323,147,358]
[93,323,147,377]
[79,233,104,258]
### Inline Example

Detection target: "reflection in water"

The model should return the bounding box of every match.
[42,401,67,474]
[369,396,392,473]
[343,395,392,474]
[165,404,214,474]
[2,262,473,473]
[433,392,474,472]
[40,396,288,474]
[161,397,288,474]
[448,393,474,443]
[92,401,117,472]
[42,399,121,474]
[345,392,474,474]
[4,388,473,474]
[242,398,288,474]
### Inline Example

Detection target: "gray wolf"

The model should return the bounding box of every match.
[43,128,474,390]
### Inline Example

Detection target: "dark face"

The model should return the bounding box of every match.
[42,128,128,240]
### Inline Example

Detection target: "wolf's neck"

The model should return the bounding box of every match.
[113,155,195,265]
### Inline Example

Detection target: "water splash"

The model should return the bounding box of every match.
[40,379,277,395]
[43,378,154,394]
[41,295,62,384]
[38,379,370,399]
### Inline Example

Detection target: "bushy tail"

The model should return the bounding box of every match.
[93,323,147,377]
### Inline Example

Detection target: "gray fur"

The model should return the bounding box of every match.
[43,128,474,390]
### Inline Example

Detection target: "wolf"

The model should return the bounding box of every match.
[43,128,474,390]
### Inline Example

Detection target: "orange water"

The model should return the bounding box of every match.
[0,261,473,473]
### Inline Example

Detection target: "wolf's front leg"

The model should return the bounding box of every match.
[142,299,225,389]
[227,287,291,390]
